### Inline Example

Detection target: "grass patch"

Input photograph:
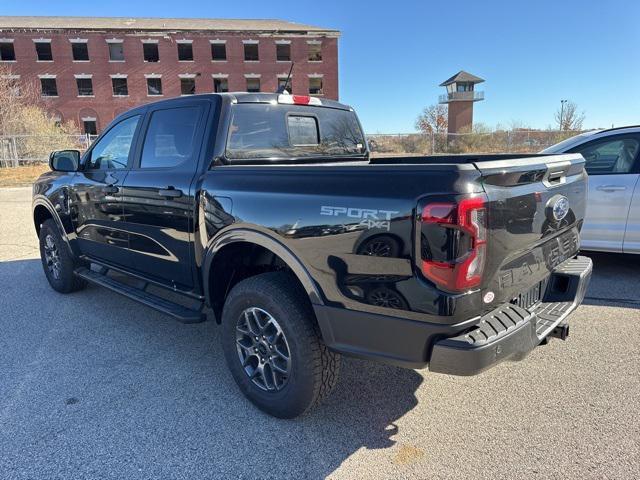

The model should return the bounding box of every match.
[0,164,49,187]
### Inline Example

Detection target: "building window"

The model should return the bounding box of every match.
[309,77,323,95]
[147,77,163,96]
[0,41,16,61]
[246,77,260,92]
[278,77,292,92]
[308,42,322,62]
[112,77,128,96]
[244,43,259,61]
[40,78,58,97]
[276,43,291,62]
[213,77,228,93]
[180,77,196,95]
[108,42,125,61]
[71,42,89,61]
[83,119,97,135]
[76,77,94,96]
[177,42,193,61]
[143,43,159,62]
[35,42,53,61]
[211,43,226,61]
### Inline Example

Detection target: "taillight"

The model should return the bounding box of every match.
[420,196,487,292]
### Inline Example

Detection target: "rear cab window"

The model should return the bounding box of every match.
[225,103,366,162]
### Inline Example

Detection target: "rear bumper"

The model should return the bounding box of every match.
[315,256,592,373]
[429,255,592,375]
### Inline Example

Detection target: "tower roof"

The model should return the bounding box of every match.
[439,71,485,87]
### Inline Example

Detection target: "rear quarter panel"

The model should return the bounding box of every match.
[199,163,485,323]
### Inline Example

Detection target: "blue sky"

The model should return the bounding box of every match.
[4,0,640,132]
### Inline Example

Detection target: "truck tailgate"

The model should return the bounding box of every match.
[475,153,587,308]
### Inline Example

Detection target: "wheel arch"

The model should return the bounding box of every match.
[203,228,325,321]
[32,197,75,256]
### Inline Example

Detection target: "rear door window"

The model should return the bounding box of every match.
[140,106,202,168]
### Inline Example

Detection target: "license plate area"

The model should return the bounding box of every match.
[510,276,549,310]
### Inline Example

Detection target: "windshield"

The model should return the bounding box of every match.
[226,103,366,160]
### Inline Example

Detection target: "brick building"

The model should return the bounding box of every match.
[0,16,339,133]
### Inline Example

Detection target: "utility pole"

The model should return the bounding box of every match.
[559,99,568,130]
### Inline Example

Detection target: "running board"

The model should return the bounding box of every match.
[75,267,206,324]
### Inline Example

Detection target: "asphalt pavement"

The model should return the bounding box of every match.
[1,187,638,479]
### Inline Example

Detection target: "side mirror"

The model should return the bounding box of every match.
[49,150,80,172]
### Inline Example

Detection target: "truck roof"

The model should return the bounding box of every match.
[128,92,353,112]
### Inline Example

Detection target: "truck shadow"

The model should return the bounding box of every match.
[0,258,423,479]
[580,251,640,308]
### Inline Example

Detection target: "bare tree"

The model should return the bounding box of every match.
[555,101,585,131]
[0,64,80,166]
[415,103,448,135]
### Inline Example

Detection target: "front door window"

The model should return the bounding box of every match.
[86,115,140,170]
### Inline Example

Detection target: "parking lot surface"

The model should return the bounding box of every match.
[1,186,639,479]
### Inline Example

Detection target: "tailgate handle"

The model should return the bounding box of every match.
[547,170,565,183]
[542,161,571,187]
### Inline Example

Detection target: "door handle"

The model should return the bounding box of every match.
[159,187,183,198]
[596,185,627,192]
[103,185,119,194]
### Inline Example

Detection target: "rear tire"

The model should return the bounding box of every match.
[221,271,340,418]
[39,219,86,293]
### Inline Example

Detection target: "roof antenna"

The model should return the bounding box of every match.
[276,62,294,94]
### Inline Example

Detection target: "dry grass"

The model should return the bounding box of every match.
[0,164,49,187]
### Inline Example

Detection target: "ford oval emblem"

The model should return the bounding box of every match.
[551,195,570,221]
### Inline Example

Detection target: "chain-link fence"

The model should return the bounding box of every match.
[367,130,582,156]
[0,130,582,167]
[0,134,97,167]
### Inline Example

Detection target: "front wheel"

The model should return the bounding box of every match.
[221,272,340,418]
[38,219,86,293]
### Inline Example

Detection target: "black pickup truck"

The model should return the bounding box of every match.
[33,93,592,418]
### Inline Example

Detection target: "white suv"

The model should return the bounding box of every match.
[543,126,640,253]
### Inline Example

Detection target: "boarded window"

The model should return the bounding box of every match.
[244,43,259,61]
[72,43,89,61]
[211,43,226,61]
[108,43,124,61]
[35,42,53,61]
